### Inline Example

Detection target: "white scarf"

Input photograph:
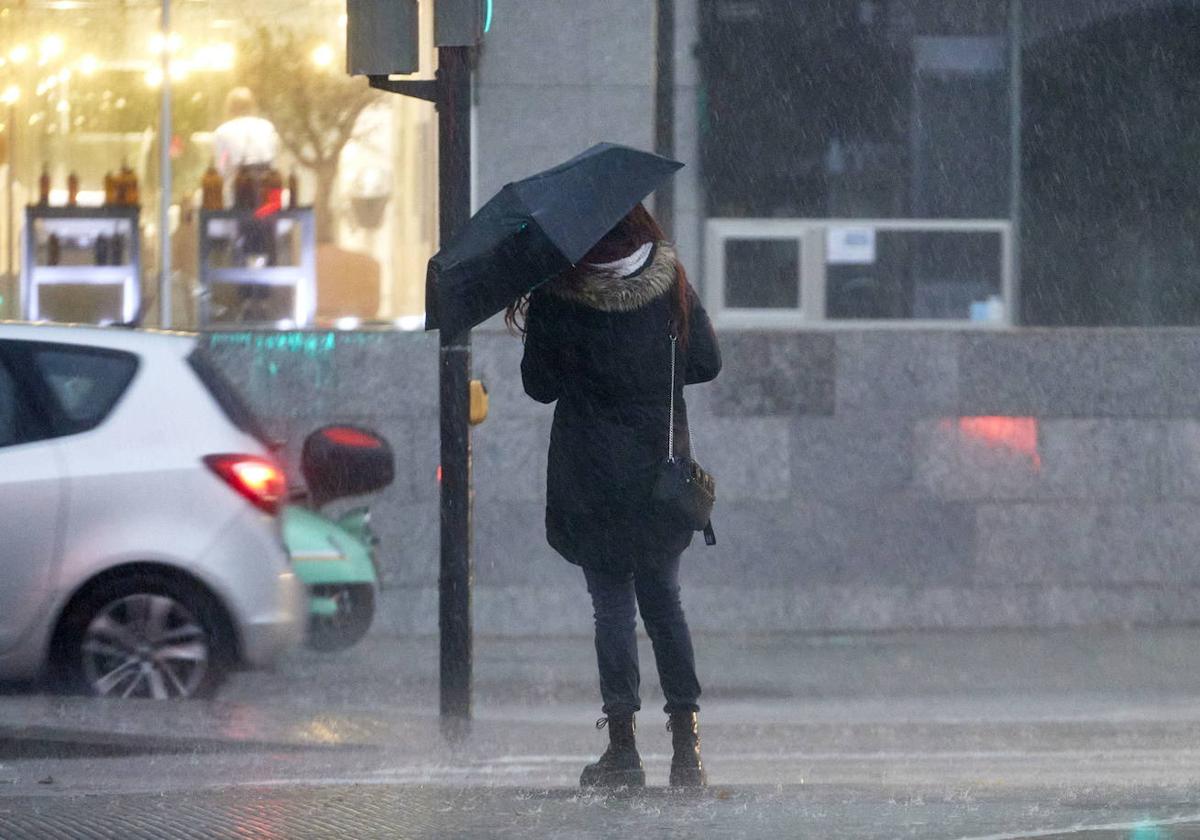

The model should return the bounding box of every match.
[585,242,653,279]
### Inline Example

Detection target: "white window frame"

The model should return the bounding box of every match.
[704,217,1015,329]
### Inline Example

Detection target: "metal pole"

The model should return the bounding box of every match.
[158,0,172,327]
[437,44,473,741]
[1008,0,1022,325]
[6,102,14,318]
[653,0,675,235]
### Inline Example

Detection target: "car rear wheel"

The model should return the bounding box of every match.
[59,573,233,699]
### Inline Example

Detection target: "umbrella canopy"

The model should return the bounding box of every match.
[425,142,683,334]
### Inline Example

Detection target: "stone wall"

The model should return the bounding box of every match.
[474,0,655,207]
[204,327,1200,637]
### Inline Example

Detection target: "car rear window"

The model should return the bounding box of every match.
[32,346,138,434]
[0,360,18,447]
[186,348,273,447]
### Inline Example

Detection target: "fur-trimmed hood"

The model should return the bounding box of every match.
[544,241,676,312]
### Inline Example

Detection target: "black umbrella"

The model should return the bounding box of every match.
[424,142,683,334]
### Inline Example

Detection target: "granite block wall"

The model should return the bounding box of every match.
[204,327,1200,636]
[474,0,655,210]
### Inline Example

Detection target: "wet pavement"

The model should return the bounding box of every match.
[2,783,1200,839]
[1,784,1199,840]
[2,628,1200,837]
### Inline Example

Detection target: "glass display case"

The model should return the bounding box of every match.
[22,206,142,324]
[198,208,316,326]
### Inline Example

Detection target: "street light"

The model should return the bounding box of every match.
[150,31,182,54]
[194,43,234,72]
[38,35,64,63]
[310,43,335,69]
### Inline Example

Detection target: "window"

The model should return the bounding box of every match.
[0,355,48,448]
[0,362,17,448]
[1021,1,1200,325]
[706,218,1013,327]
[725,240,800,309]
[32,346,138,434]
[700,0,1011,221]
[186,348,273,447]
[0,1,438,329]
[699,0,1016,325]
[827,229,1006,320]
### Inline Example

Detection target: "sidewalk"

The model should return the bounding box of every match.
[3,627,1200,837]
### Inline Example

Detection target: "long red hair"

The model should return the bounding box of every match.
[505,202,691,345]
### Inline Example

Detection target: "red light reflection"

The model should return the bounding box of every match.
[322,426,383,448]
[946,416,1041,469]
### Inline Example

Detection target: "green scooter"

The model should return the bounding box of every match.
[284,424,394,652]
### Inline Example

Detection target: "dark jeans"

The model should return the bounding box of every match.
[583,555,701,717]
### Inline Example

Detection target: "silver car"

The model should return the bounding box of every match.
[0,323,304,699]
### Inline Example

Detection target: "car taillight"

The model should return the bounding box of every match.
[204,454,286,515]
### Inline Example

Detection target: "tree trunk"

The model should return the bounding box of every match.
[312,161,339,244]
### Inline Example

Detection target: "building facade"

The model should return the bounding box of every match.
[6,1,1200,635]
[478,0,1200,331]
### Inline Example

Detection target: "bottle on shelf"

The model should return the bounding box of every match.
[94,234,109,266]
[113,164,127,206]
[67,171,79,207]
[110,231,124,265]
[47,233,60,266]
[103,171,116,206]
[201,161,224,211]
[38,165,50,206]
[233,164,255,210]
[117,161,138,206]
[287,169,299,209]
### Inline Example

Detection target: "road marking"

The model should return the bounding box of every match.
[955,814,1200,839]
[481,748,1200,764]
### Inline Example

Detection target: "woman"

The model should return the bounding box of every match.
[509,202,721,788]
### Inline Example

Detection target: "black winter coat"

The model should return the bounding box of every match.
[520,242,722,573]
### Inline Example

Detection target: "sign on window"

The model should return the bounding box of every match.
[826,227,876,265]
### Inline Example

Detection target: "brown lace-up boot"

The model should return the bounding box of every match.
[667,711,707,787]
[579,714,645,788]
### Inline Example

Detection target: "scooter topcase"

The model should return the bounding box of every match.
[301,424,395,506]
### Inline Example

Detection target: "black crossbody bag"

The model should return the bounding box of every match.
[651,329,717,546]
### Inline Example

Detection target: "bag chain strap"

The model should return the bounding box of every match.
[667,331,676,462]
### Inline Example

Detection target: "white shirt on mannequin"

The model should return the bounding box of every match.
[213,115,279,182]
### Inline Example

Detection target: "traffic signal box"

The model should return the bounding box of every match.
[346,0,421,75]
[347,0,489,78]
[435,0,489,47]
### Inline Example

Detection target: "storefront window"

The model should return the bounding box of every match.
[1021,0,1200,326]
[699,0,1015,324]
[0,0,436,329]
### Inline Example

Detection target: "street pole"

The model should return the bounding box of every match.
[158,0,172,327]
[436,44,473,741]
[363,12,476,744]
[653,0,675,235]
[1008,0,1023,326]
[6,102,15,318]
